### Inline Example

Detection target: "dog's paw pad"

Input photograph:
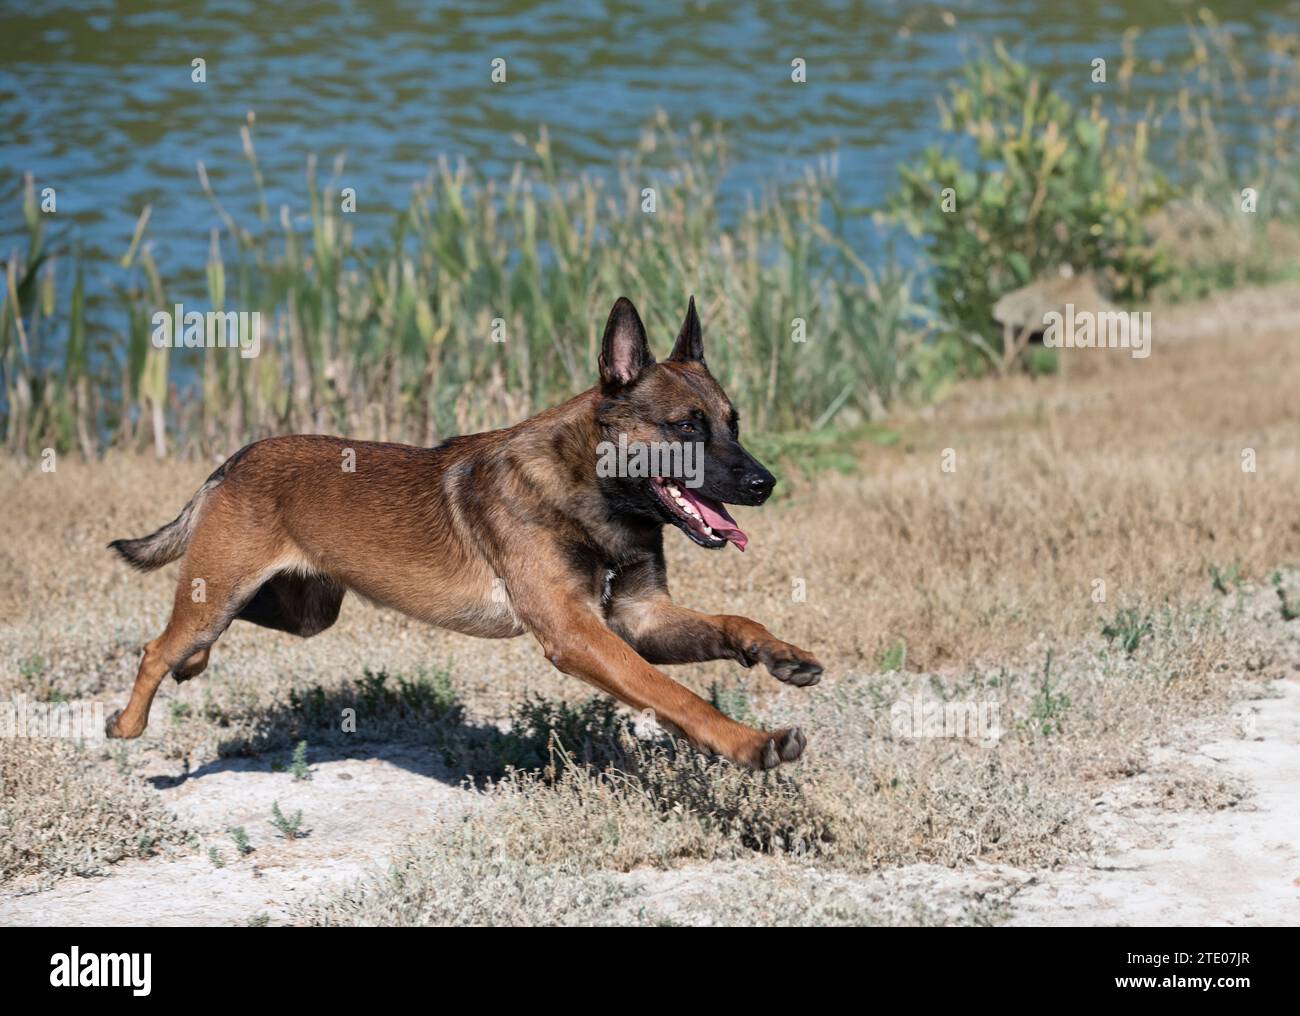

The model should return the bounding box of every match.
[770,656,824,687]
[789,662,823,687]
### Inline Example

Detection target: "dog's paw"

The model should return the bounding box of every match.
[726,725,808,770]
[105,709,143,739]
[758,642,824,687]
[759,726,807,769]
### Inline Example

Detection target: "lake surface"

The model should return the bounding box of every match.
[2,0,1296,295]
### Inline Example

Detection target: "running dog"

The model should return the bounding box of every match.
[107,297,822,768]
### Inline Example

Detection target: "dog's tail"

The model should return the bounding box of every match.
[108,456,238,571]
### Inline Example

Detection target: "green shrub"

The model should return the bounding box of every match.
[890,45,1169,370]
[1101,608,1154,655]
[289,740,311,781]
[270,801,305,840]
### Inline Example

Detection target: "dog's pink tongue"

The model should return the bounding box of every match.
[686,491,749,550]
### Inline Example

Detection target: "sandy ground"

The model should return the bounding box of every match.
[3,665,1295,926]
[1004,675,1300,926]
[0,742,472,926]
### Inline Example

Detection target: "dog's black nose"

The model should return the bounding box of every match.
[745,471,775,501]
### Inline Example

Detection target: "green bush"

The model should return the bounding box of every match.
[890,45,1170,370]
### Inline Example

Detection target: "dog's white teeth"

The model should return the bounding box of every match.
[675,497,688,508]
[702,525,713,535]
[667,485,681,497]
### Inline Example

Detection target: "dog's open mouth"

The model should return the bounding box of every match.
[650,476,748,550]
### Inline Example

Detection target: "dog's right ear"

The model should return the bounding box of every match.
[599,297,654,389]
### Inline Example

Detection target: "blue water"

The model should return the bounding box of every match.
[1,0,1295,310]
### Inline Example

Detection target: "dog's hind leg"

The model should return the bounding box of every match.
[107,581,245,738]
[108,610,224,739]
[108,576,258,737]
[107,524,288,739]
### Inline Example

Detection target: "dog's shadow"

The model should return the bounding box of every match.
[145,729,501,791]
[150,678,655,791]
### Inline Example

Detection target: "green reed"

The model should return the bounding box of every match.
[2,116,927,458]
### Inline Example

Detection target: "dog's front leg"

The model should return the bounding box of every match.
[520,594,806,770]
[609,598,823,687]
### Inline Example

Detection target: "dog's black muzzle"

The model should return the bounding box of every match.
[699,445,776,506]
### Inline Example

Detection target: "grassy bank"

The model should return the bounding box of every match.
[3,22,1299,461]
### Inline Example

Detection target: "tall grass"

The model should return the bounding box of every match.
[1133,15,1300,298]
[1,117,927,459]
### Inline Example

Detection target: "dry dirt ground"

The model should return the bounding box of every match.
[1,283,1298,925]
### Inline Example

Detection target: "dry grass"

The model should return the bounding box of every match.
[297,598,1271,924]
[1,284,1298,912]
[0,738,187,884]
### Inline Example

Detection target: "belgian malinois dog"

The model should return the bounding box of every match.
[107,297,822,768]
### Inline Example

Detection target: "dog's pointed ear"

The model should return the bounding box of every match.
[668,295,704,363]
[599,297,653,388]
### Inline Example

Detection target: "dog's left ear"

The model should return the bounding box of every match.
[668,295,704,363]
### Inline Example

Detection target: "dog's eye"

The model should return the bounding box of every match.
[674,420,698,435]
